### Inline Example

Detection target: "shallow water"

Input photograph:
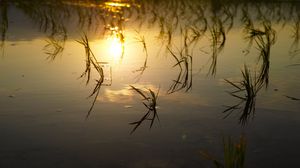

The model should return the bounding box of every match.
[0,0,300,167]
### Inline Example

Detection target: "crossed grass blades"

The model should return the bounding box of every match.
[167,46,193,94]
[201,135,247,168]
[129,85,160,134]
[223,21,276,124]
[223,65,263,125]
[77,34,104,119]
[43,28,67,61]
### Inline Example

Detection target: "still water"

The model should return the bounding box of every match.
[0,0,299,167]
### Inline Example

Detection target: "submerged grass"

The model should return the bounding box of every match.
[201,135,247,168]
[129,85,160,134]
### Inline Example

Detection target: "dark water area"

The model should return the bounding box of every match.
[0,0,300,167]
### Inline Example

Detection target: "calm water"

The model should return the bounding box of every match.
[0,0,300,167]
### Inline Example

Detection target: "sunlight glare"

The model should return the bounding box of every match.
[108,36,123,61]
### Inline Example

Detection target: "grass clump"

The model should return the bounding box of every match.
[77,34,104,119]
[167,46,193,93]
[223,65,263,125]
[201,135,247,168]
[129,85,160,134]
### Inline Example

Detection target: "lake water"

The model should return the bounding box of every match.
[0,0,300,167]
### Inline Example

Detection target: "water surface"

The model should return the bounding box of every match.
[0,0,300,167]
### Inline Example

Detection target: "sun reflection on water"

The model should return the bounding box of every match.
[103,0,132,13]
[105,2,131,8]
[108,36,124,61]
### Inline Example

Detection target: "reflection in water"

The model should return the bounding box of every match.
[104,1,131,9]
[224,65,263,125]
[108,35,124,61]
[77,34,105,118]
[129,85,160,134]
[1,0,298,122]
[0,0,8,52]
[103,87,133,103]
[0,1,298,117]
[105,26,125,61]
[43,28,67,60]
[290,15,300,58]
[132,31,149,80]
[285,95,300,101]
[245,21,276,88]
[1,0,300,166]
[102,0,132,61]
[167,46,193,94]
[223,18,276,124]
[208,18,226,76]
[2,0,70,58]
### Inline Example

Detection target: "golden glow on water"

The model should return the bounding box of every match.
[103,1,132,13]
[102,87,133,103]
[99,84,160,103]
[107,36,124,61]
[104,2,131,8]
[90,27,127,64]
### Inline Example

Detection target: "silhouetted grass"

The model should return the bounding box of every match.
[208,18,226,77]
[167,46,193,93]
[2,0,299,125]
[15,0,69,36]
[129,85,160,134]
[133,31,149,80]
[245,21,276,88]
[77,34,104,119]
[223,65,263,125]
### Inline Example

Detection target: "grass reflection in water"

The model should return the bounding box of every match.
[129,85,160,134]
[223,65,263,125]
[77,34,105,119]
